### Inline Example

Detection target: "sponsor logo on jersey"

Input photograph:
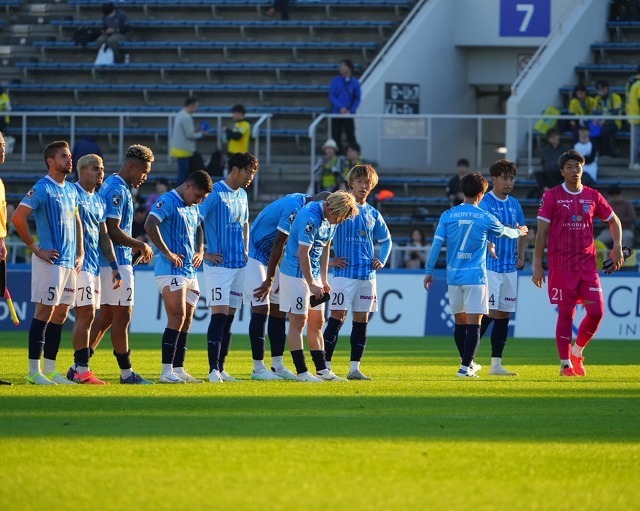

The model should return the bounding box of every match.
[113,195,121,206]
[305,222,315,233]
[26,188,35,199]
[155,200,165,210]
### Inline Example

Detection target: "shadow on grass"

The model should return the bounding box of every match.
[0,394,637,441]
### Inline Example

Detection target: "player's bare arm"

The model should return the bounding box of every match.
[98,222,122,289]
[74,212,85,273]
[193,225,204,269]
[144,214,183,268]
[320,242,331,294]
[607,214,624,272]
[532,220,549,288]
[298,244,323,300]
[11,204,59,264]
[516,232,527,269]
[254,230,288,300]
[243,221,249,262]
[106,216,153,262]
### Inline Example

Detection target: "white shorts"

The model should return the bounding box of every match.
[74,271,101,308]
[329,277,378,313]
[155,275,201,307]
[203,265,244,309]
[448,284,489,315]
[279,273,325,315]
[487,270,518,313]
[31,254,76,306]
[243,257,280,306]
[100,265,134,306]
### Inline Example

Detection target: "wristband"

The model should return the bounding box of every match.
[109,261,119,271]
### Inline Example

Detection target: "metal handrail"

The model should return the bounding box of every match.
[308,112,638,190]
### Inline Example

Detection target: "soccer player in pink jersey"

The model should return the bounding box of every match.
[532,149,624,376]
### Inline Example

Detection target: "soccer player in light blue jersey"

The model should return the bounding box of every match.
[423,173,527,378]
[11,141,84,385]
[279,190,359,382]
[89,144,155,384]
[323,164,392,380]
[145,170,213,384]
[65,154,122,384]
[199,152,258,383]
[245,190,330,381]
[478,160,527,376]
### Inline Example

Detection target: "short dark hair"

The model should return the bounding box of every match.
[156,178,170,187]
[125,144,154,164]
[545,128,559,138]
[185,169,213,193]
[231,104,245,115]
[184,96,198,107]
[347,143,361,153]
[43,140,70,166]
[461,172,488,198]
[608,184,621,196]
[489,159,517,178]
[457,158,470,167]
[573,84,588,97]
[341,59,354,72]
[228,152,258,172]
[558,149,585,169]
[101,2,115,15]
[596,79,610,89]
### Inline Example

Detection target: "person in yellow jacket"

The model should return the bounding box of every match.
[225,104,251,157]
[626,70,640,170]
[593,79,623,157]
[0,87,11,132]
[568,84,596,142]
[0,131,13,384]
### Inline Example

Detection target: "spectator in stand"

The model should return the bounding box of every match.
[627,67,640,170]
[568,85,596,143]
[95,2,130,64]
[72,136,103,180]
[536,128,568,195]
[329,59,361,152]
[592,80,623,157]
[265,0,290,20]
[403,228,429,270]
[0,86,11,132]
[339,142,371,187]
[225,104,251,157]
[144,178,170,213]
[574,125,598,184]
[597,185,636,249]
[170,96,204,186]
[446,158,470,207]
[314,138,344,193]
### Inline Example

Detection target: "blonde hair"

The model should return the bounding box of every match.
[76,154,103,172]
[326,190,359,223]
[347,164,379,189]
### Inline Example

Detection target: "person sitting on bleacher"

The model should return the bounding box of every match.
[568,85,596,143]
[535,128,568,196]
[445,158,470,207]
[593,79,623,158]
[403,228,429,270]
[95,2,131,64]
[339,143,371,189]
[596,185,636,249]
[314,139,344,192]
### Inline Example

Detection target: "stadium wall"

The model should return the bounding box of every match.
[3,268,640,340]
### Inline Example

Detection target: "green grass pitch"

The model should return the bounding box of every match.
[0,331,638,511]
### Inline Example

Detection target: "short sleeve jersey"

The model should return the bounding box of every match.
[537,183,614,271]
[248,193,308,266]
[280,201,336,280]
[20,176,78,269]
[433,203,508,286]
[199,180,248,269]
[149,190,200,279]
[74,182,106,276]
[479,191,526,273]
[332,202,391,281]
[98,174,134,266]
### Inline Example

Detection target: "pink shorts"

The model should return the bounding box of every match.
[547,270,603,306]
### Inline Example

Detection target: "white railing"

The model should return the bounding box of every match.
[309,113,638,189]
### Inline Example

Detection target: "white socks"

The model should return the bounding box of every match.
[571,344,584,357]
[271,356,285,371]
[350,361,360,372]
[28,359,41,376]
[253,360,267,372]
[490,357,502,369]
[43,358,56,375]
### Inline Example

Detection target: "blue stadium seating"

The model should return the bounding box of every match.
[13,105,327,115]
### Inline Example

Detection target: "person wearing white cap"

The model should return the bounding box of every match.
[313,139,344,193]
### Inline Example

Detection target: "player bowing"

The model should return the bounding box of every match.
[145,170,213,384]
